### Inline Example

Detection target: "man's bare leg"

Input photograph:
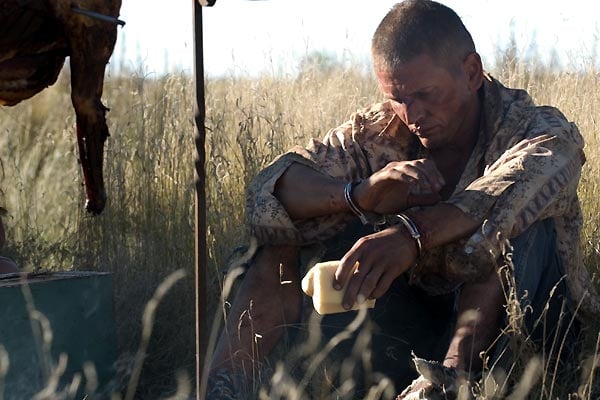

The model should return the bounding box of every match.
[209,244,303,384]
[443,270,505,371]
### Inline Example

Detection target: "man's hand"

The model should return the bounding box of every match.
[274,159,443,221]
[333,224,419,309]
[353,159,445,214]
[333,203,481,309]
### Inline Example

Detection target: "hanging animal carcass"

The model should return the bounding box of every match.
[0,0,124,214]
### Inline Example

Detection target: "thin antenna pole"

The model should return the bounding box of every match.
[193,1,208,398]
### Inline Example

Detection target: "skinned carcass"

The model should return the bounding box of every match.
[0,0,123,214]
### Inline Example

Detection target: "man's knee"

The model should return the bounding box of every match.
[505,218,578,352]
[510,219,571,314]
[229,244,303,321]
[0,256,18,274]
[242,244,300,286]
[511,219,561,291]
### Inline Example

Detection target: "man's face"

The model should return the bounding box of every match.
[375,53,477,150]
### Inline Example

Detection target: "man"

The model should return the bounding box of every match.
[208,1,599,398]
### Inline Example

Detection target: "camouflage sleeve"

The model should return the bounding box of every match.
[444,106,585,272]
[246,102,414,245]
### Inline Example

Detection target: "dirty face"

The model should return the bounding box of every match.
[375,52,483,151]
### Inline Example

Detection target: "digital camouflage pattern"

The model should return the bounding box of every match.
[247,73,600,318]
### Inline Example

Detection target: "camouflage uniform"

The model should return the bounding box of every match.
[246,72,600,319]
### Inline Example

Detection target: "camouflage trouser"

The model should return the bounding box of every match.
[301,220,455,393]
[213,218,578,397]
[291,218,578,394]
[489,218,579,373]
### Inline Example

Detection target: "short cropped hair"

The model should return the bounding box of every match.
[371,0,476,73]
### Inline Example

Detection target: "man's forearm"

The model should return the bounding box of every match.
[404,203,481,251]
[274,163,349,220]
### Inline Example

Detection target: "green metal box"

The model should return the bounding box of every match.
[0,271,118,399]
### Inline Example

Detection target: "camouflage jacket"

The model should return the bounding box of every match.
[246,73,600,317]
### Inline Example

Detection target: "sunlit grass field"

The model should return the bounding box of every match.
[0,56,599,398]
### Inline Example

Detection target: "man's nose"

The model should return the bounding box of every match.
[405,99,425,126]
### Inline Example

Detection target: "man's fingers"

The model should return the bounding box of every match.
[342,266,366,309]
[334,227,414,308]
[335,236,380,309]
[389,161,444,194]
[353,264,383,305]
[408,162,444,192]
[342,263,382,309]
[371,270,396,299]
[411,159,445,187]
[420,159,445,188]
[334,251,359,290]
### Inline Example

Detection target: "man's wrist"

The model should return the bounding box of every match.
[402,204,481,252]
[350,179,371,211]
[344,180,369,224]
[344,180,385,226]
[395,213,422,259]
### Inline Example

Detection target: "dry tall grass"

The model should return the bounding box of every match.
[0,57,599,398]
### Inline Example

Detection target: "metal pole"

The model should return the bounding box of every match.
[193,0,215,398]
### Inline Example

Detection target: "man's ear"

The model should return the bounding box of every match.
[463,52,484,92]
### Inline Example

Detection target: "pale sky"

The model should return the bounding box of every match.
[112,0,600,77]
